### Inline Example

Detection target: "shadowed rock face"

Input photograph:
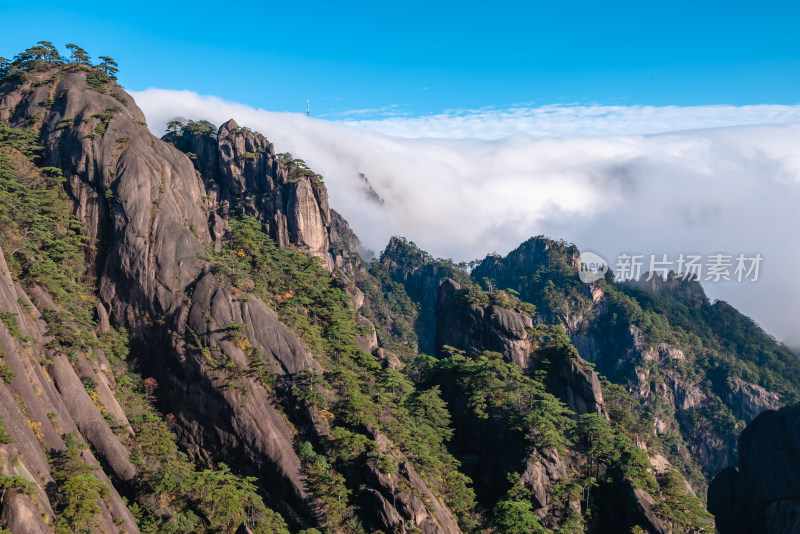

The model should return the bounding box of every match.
[0,69,323,527]
[709,405,800,534]
[435,278,534,369]
[546,355,607,417]
[521,447,568,516]
[468,234,800,500]
[435,277,607,417]
[361,424,462,534]
[377,237,470,354]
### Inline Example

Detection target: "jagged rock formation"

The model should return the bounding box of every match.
[519,447,568,517]
[361,424,462,534]
[708,405,800,534]
[165,119,335,270]
[435,278,534,369]
[357,172,385,206]
[434,277,607,417]
[725,377,783,423]
[1,66,327,526]
[361,238,718,532]
[370,236,470,354]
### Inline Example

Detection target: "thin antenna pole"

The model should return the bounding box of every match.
[307,99,310,118]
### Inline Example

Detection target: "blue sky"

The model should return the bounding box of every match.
[4,1,800,343]
[1,0,799,118]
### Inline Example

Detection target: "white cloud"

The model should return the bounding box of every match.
[132,88,800,347]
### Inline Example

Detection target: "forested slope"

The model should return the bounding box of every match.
[0,41,794,534]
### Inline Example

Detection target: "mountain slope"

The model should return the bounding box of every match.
[1,41,792,534]
[0,42,471,533]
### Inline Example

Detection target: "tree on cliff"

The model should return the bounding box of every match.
[66,43,91,64]
[97,56,118,77]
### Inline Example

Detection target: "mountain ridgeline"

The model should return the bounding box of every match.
[0,42,796,533]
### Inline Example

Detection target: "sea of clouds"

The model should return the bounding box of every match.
[132,89,800,347]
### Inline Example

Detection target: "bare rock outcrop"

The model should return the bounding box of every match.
[166,118,335,270]
[726,378,783,423]
[435,278,607,417]
[1,68,330,528]
[435,278,533,367]
[708,404,800,534]
[547,354,608,417]
[520,447,568,516]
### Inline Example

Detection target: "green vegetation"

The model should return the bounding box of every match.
[88,108,119,139]
[0,42,118,93]
[0,360,16,384]
[437,347,574,451]
[471,235,800,499]
[0,106,289,532]
[0,475,35,495]
[0,415,12,444]
[653,470,714,533]
[494,499,549,533]
[49,433,111,534]
[276,153,319,179]
[359,237,717,531]
[620,282,800,404]
[168,119,218,137]
[208,216,480,531]
[358,258,420,348]
[358,236,470,353]
[95,327,291,534]
[0,122,94,327]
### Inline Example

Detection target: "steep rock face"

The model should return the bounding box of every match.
[435,278,533,368]
[726,378,783,423]
[362,424,463,534]
[0,243,139,532]
[376,237,468,353]
[2,70,210,315]
[0,57,732,533]
[470,236,800,496]
[329,208,374,270]
[0,69,329,527]
[520,447,568,517]
[162,270,322,525]
[2,67,472,531]
[546,355,607,417]
[708,405,800,534]
[166,119,334,270]
[630,487,668,534]
[329,209,361,257]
